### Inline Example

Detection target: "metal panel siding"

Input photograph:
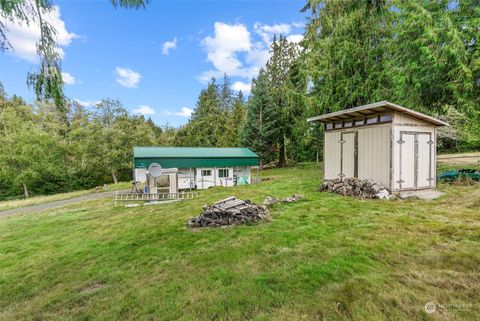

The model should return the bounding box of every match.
[400,134,416,189]
[134,157,259,169]
[357,126,390,187]
[342,133,356,178]
[324,132,341,179]
[392,125,436,191]
[394,112,429,126]
[134,147,258,158]
[417,134,432,188]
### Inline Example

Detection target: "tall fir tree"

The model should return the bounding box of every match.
[242,70,278,169]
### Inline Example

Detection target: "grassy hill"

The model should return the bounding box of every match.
[0,163,479,321]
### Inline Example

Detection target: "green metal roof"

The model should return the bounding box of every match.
[133,147,259,169]
[134,147,258,158]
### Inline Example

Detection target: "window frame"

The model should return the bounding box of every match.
[201,169,212,177]
[218,168,229,178]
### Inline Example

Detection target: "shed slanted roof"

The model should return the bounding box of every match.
[307,101,448,126]
[134,147,259,159]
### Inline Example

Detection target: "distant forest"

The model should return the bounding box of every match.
[1,0,479,199]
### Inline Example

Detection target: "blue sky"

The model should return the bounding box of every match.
[0,0,307,126]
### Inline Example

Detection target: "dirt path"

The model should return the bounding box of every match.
[0,190,127,217]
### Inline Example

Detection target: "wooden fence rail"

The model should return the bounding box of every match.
[114,191,198,206]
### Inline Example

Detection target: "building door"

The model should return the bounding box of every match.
[398,132,433,190]
[340,132,358,179]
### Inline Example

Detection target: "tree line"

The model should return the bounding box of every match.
[1,0,478,199]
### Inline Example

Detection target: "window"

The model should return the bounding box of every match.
[380,114,392,122]
[201,170,211,176]
[334,122,343,129]
[344,120,353,128]
[218,169,229,178]
[354,119,365,126]
[366,116,378,124]
[326,123,333,130]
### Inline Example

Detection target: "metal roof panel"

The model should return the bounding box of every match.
[307,101,448,126]
[133,147,259,159]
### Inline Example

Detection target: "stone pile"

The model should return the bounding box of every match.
[263,194,304,206]
[188,196,268,228]
[318,178,392,199]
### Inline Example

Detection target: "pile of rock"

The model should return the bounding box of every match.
[263,194,304,206]
[188,196,268,228]
[318,178,392,199]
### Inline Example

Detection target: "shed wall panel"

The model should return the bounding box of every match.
[342,132,356,178]
[392,125,436,191]
[357,126,390,187]
[394,112,429,126]
[324,132,341,179]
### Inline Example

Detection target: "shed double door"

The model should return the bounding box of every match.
[398,132,433,190]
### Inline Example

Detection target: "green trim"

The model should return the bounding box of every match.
[134,146,258,158]
[134,157,259,169]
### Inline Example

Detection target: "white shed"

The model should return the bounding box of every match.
[308,101,448,192]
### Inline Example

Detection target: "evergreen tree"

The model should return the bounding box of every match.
[242,70,278,169]
[303,0,393,113]
[176,77,234,147]
[230,91,247,146]
[265,35,305,166]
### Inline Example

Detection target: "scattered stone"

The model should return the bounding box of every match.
[263,194,304,206]
[263,196,279,206]
[188,196,268,228]
[319,178,392,200]
[281,194,304,203]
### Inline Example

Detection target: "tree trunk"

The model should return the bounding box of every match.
[259,158,264,171]
[278,134,287,167]
[316,148,319,163]
[22,183,29,198]
[112,171,118,184]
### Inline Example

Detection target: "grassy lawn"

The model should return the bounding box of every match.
[0,182,132,212]
[0,163,479,321]
[437,151,480,169]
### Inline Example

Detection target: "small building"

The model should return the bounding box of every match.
[307,101,448,191]
[133,147,259,190]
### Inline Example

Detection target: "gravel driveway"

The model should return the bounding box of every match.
[0,190,127,217]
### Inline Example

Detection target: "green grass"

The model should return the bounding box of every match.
[0,163,479,321]
[0,182,131,211]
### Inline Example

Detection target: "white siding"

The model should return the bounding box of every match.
[342,132,356,178]
[392,125,436,191]
[324,132,341,179]
[357,126,391,188]
[178,168,196,190]
[135,168,147,183]
[394,112,430,126]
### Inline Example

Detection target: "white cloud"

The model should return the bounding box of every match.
[61,72,76,85]
[200,22,254,82]
[162,37,177,55]
[175,107,193,117]
[165,107,193,117]
[73,99,100,107]
[3,4,77,62]
[115,67,141,88]
[287,34,304,43]
[292,22,305,28]
[133,105,155,115]
[254,22,292,44]
[232,81,251,93]
[199,21,304,84]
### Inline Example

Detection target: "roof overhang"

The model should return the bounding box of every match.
[307,101,448,126]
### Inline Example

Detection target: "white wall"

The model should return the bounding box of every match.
[357,126,391,188]
[134,168,147,183]
[392,125,436,191]
[324,125,391,188]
